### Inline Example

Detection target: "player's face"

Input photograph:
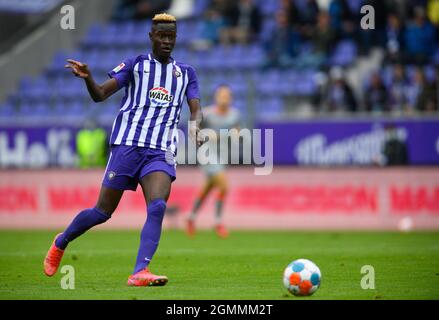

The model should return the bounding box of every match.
[215,87,232,109]
[150,23,176,59]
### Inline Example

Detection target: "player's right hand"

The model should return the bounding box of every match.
[65,59,90,78]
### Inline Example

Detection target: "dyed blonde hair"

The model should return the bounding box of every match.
[152,13,177,24]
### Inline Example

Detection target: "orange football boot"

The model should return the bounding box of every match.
[43,233,65,276]
[127,268,168,287]
[215,224,229,239]
[186,219,196,238]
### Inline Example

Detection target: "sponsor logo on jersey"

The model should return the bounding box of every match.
[149,87,174,105]
[112,63,125,73]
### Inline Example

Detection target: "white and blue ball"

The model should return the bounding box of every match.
[283,259,321,296]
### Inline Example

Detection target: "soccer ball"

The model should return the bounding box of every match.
[283,259,321,296]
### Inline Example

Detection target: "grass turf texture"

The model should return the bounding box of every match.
[0,230,438,300]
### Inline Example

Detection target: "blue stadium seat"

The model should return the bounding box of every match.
[254,69,282,95]
[255,97,284,119]
[256,0,279,16]
[346,0,363,13]
[54,101,86,121]
[330,40,358,67]
[232,98,248,114]
[19,101,50,118]
[381,65,393,87]
[95,101,119,124]
[434,47,439,65]
[46,50,84,76]
[27,82,51,102]
[193,0,210,17]
[0,103,18,119]
[81,23,105,48]
[424,65,436,83]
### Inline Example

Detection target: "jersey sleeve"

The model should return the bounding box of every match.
[107,58,134,89]
[185,65,200,101]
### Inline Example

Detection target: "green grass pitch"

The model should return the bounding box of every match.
[0,230,438,300]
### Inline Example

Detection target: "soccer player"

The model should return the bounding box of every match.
[186,84,240,238]
[43,13,204,286]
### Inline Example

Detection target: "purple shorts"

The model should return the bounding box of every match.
[102,145,176,191]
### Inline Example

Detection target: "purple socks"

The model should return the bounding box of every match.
[133,198,167,274]
[55,207,110,250]
[54,199,166,274]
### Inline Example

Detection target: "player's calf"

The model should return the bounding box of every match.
[186,218,196,237]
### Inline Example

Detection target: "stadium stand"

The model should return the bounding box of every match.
[0,0,438,126]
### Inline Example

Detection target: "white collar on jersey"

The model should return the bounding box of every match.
[147,53,176,65]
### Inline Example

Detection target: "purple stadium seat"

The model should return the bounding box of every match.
[424,65,436,83]
[33,102,52,117]
[65,101,85,115]
[17,102,31,116]
[381,65,394,87]
[254,70,282,95]
[330,40,358,67]
[434,47,439,65]
[46,50,84,76]
[243,45,264,68]
[27,77,51,101]
[0,103,18,119]
[19,76,33,91]
[232,98,248,114]
[255,97,284,119]
[346,0,363,13]
[193,0,210,16]
[257,0,279,16]
[81,23,105,48]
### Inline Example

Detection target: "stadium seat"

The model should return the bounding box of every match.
[329,40,358,67]
[254,97,284,120]
[0,103,18,119]
[257,0,279,16]
[81,23,105,48]
[193,0,210,17]
[433,47,439,65]
[424,65,436,83]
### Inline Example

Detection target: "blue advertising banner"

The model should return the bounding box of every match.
[257,119,439,165]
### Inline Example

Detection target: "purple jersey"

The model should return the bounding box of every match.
[107,53,199,155]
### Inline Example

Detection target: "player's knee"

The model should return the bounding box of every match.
[219,183,228,196]
[93,207,112,221]
[95,200,117,216]
[218,188,228,200]
[148,198,167,214]
[147,198,167,222]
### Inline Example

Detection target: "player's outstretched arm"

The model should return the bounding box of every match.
[65,59,118,102]
[188,98,205,147]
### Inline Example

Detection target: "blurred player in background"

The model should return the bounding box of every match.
[43,13,204,286]
[186,85,240,238]
[76,119,108,168]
